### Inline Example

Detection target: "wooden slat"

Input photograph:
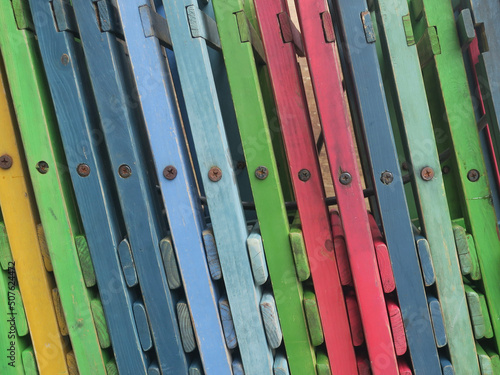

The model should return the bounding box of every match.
[260,293,283,349]
[428,296,447,348]
[248,224,269,286]
[345,290,364,347]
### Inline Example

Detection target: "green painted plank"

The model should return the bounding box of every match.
[0,1,108,372]
[211,1,317,373]
[411,0,500,367]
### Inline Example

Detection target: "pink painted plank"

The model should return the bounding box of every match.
[387,299,407,356]
[345,289,365,347]
[357,354,371,375]
[331,212,353,286]
[254,0,357,372]
[398,358,412,375]
[369,215,396,293]
[292,1,399,373]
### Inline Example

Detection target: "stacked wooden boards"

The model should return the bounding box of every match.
[0,0,498,374]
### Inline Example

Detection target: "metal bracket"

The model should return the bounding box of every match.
[51,0,78,33]
[93,0,123,36]
[235,10,267,64]
[320,11,335,44]
[139,4,173,49]
[361,11,376,44]
[277,11,305,56]
[187,5,221,51]
[10,0,34,31]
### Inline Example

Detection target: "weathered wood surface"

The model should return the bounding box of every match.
[294,0,398,373]
[27,0,149,371]
[0,1,109,372]
[115,1,232,372]
[159,0,273,372]
[255,0,358,372]
[411,0,500,370]
[328,0,442,372]
[212,0,320,373]
[0,57,68,374]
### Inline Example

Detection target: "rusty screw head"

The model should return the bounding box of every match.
[467,169,480,182]
[380,171,394,185]
[208,166,222,182]
[61,54,70,65]
[420,166,434,181]
[76,163,90,177]
[255,166,269,180]
[0,154,13,170]
[163,165,177,180]
[442,165,451,175]
[401,161,409,171]
[298,169,311,182]
[339,172,352,185]
[118,164,132,178]
[36,161,49,174]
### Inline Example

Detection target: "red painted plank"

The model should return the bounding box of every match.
[357,354,371,375]
[345,289,365,347]
[398,358,412,375]
[254,0,357,372]
[292,1,399,373]
[369,215,396,293]
[331,212,353,286]
[387,299,407,356]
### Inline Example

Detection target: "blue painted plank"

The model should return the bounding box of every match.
[202,229,222,281]
[114,1,232,371]
[26,1,149,372]
[415,235,435,286]
[159,237,182,290]
[70,1,189,372]
[427,296,447,348]
[273,354,290,375]
[118,239,139,288]
[133,302,153,352]
[219,297,237,350]
[260,293,282,349]
[232,359,245,375]
[441,357,455,375]
[159,0,273,373]
[327,1,441,373]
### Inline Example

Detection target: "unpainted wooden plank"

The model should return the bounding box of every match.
[260,293,282,349]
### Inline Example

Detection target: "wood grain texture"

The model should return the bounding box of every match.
[260,293,283,349]
[159,237,182,290]
[90,299,111,349]
[27,0,150,371]
[115,1,233,371]
[176,302,197,353]
[254,0,357,372]
[248,225,269,286]
[202,229,222,281]
[212,0,318,373]
[74,235,97,288]
[386,299,407,356]
[219,297,237,350]
[273,354,290,375]
[372,0,477,372]
[293,1,397,373]
[0,1,109,372]
[411,1,500,368]
[159,1,273,372]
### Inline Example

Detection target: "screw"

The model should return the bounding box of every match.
[36,161,49,174]
[339,172,352,185]
[401,161,409,171]
[298,169,311,182]
[467,169,480,182]
[61,54,70,65]
[0,154,13,169]
[236,161,246,170]
[163,165,177,180]
[118,164,132,178]
[420,167,434,181]
[380,171,394,185]
[208,166,222,182]
[255,166,269,180]
[76,163,90,177]
[442,165,451,175]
